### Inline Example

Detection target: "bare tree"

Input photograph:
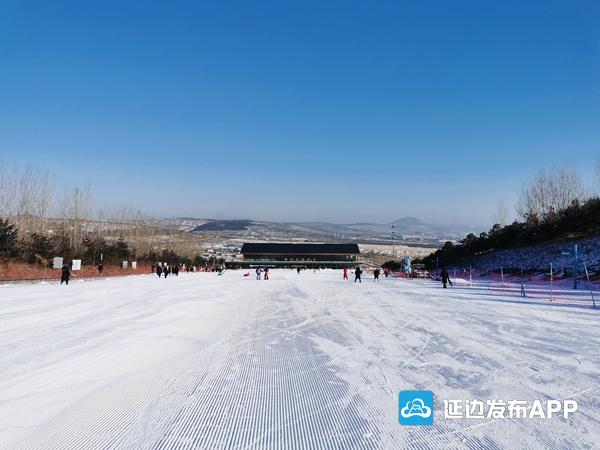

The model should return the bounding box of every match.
[17,166,44,235]
[60,185,93,255]
[0,161,17,218]
[517,164,586,222]
[492,199,508,226]
[0,165,55,239]
[34,170,53,233]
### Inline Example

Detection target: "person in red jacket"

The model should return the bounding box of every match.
[343,267,348,280]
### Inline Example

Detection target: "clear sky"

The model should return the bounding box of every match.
[1,0,599,227]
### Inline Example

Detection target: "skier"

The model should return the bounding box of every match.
[343,267,348,280]
[354,266,362,283]
[441,267,452,288]
[60,263,71,285]
[163,264,169,278]
[374,268,380,281]
[97,263,103,274]
[156,264,163,278]
[402,256,413,278]
[264,267,269,280]
[297,267,301,274]
[256,267,262,280]
[173,265,179,276]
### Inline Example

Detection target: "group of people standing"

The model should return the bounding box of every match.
[152,263,223,278]
[154,263,181,278]
[255,267,270,280]
[342,266,365,282]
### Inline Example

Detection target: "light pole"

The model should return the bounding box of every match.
[561,243,578,290]
[573,244,578,290]
[391,224,396,260]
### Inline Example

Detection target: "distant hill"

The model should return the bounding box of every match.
[286,217,460,240]
[180,216,471,241]
[191,220,253,232]
[389,217,425,227]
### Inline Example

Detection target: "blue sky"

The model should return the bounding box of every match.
[1,0,599,227]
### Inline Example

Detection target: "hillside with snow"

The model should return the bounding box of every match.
[450,236,600,277]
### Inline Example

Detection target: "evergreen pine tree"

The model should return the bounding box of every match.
[0,219,18,258]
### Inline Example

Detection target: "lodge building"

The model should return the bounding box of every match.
[231,243,361,269]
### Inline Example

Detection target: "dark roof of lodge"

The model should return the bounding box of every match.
[241,243,360,255]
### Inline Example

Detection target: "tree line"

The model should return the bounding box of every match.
[420,163,600,270]
[0,218,222,269]
[0,161,219,269]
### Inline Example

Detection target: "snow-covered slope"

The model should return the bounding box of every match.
[457,235,600,275]
[0,272,598,449]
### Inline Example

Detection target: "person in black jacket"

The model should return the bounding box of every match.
[374,268,380,281]
[60,264,71,285]
[441,267,452,288]
[156,264,163,278]
[354,266,362,283]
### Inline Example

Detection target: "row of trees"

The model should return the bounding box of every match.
[0,221,131,266]
[0,161,211,268]
[421,163,600,269]
[0,218,224,269]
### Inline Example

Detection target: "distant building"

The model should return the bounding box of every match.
[230,243,361,269]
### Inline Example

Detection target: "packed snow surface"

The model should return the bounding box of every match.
[1,271,599,449]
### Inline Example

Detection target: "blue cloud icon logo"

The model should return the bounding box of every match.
[399,391,434,425]
[401,398,432,418]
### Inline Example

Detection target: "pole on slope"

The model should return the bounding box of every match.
[550,262,553,302]
[520,267,526,298]
[436,256,439,278]
[469,266,472,288]
[391,224,396,260]
[583,263,596,310]
[573,243,578,290]
[501,267,505,293]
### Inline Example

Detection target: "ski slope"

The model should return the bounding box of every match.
[0,271,598,449]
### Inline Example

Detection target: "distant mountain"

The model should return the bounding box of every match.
[191,220,253,231]
[179,216,472,241]
[286,217,443,239]
[389,217,425,227]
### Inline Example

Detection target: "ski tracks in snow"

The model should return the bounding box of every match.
[1,272,599,449]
